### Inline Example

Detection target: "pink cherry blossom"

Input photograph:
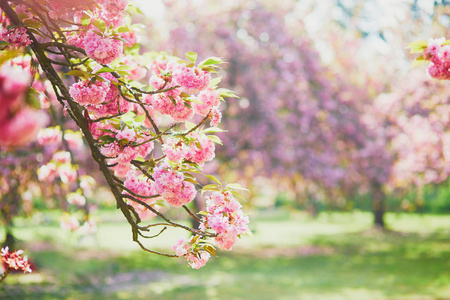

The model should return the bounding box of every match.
[162,137,189,162]
[0,27,31,48]
[69,79,110,106]
[37,162,58,182]
[60,215,80,231]
[172,65,210,94]
[84,31,123,65]
[185,132,215,165]
[1,247,32,273]
[67,192,86,206]
[153,164,196,207]
[193,89,220,116]
[172,238,189,256]
[0,108,48,148]
[209,107,222,127]
[186,251,210,269]
[52,151,71,164]
[37,126,62,146]
[144,93,194,122]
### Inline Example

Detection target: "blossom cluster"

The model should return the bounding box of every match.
[65,1,131,65]
[0,26,31,48]
[144,55,225,124]
[98,127,154,167]
[0,6,31,47]
[153,163,196,207]
[123,170,157,220]
[162,132,215,165]
[37,151,77,183]
[414,38,450,80]
[200,191,249,251]
[172,237,211,269]
[70,73,133,119]
[1,247,32,273]
[60,213,97,234]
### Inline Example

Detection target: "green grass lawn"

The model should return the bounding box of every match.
[1,210,449,299]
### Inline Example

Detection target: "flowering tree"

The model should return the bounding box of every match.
[156,1,354,206]
[151,0,400,225]
[0,0,249,269]
[150,1,450,228]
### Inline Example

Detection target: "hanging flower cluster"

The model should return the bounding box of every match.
[410,38,450,80]
[1,247,32,274]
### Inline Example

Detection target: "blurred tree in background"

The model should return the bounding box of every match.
[144,0,450,228]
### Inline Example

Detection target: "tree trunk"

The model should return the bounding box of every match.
[372,183,385,229]
[2,226,16,250]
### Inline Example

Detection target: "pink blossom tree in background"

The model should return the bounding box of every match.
[0,0,250,276]
[149,0,450,228]
[154,1,359,215]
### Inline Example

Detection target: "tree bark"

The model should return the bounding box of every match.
[372,182,385,229]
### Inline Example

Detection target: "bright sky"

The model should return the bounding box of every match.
[133,0,165,19]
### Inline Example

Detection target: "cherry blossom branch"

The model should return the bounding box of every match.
[0,269,11,282]
[0,0,179,256]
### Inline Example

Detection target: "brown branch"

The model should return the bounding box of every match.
[182,204,201,222]
[182,113,211,136]
[0,268,11,282]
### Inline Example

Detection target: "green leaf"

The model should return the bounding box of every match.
[199,65,218,73]
[184,177,198,185]
[127,4,144,15]
[134,156,146,162]
[207,135,223,145]
[201,184,220,195]
[116,70,131,77]
[412,55,427,67]
[203,245,218,257]
[203,127,227,134]
[205,174,222,185]
[95,67,115,74]
[198,211,209,216]
[184,121,196,131]
[169,95,177,106]
[93,19,106,32]
[230,190,247,203]
[183,97,202,104]
[22,19,42,29]
[99,135,115,143]
[408,40,428,54]
[217,88,239,99]
[135,114,145,123]
[17,12,30,22]
[116,65,134,71]
[80,14,91,26]
[116,26,130,33]
[121,111,136,124]
[227,183,251,193]
[27,28,45,38]
[200,57,223,66]
[185,51,198,63]
[209,76,222,88]
[65,70,89,78]
[0,49,21,65]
